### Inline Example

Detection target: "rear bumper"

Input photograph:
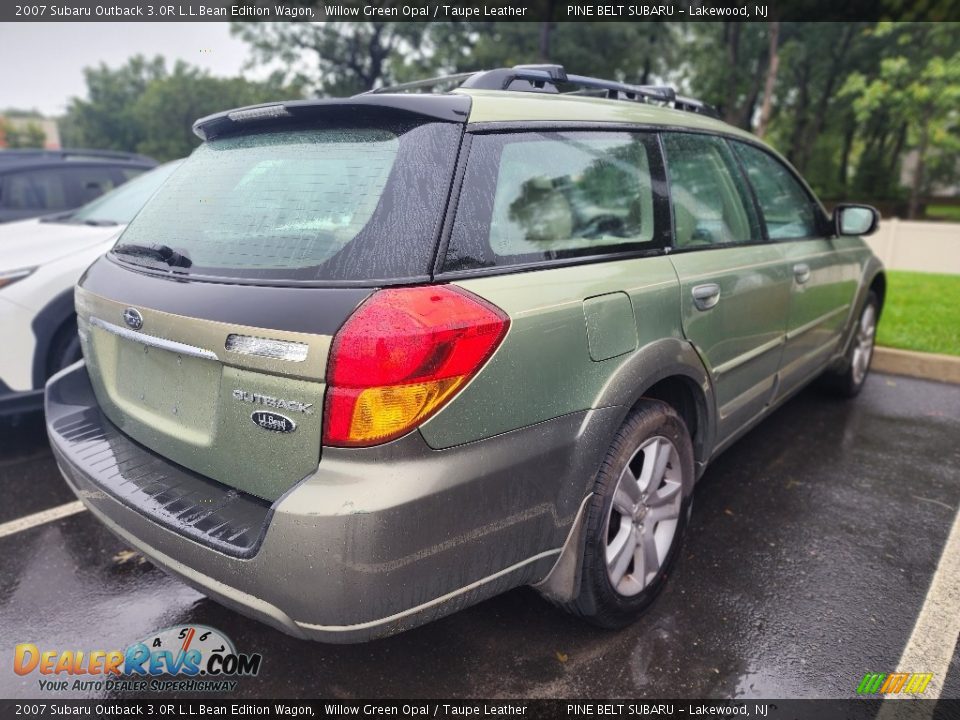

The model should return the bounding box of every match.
[47,362,618,642]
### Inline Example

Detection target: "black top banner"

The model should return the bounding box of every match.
[3,0,960,22]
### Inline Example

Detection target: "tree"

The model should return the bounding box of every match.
[679,23,771,129]
[463,22,678,85]
[231,22,470,95]
[66,55,167,152]
[756,21,780,139]
[842,25,960,217]
[132,63,293,160]
[62,56,298,161]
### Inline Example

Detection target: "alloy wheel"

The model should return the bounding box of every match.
[851,303,877,386]
[604,435,683,597]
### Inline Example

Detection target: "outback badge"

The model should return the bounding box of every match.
[251,410,296,434]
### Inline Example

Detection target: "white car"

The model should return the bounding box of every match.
[0,161,182,414]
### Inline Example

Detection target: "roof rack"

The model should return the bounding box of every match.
[368,64,719,119]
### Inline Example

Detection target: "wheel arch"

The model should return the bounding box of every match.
[30,288,77,389]
[534,338,717,604]
[869,270,886,320]
[592,336,716,476]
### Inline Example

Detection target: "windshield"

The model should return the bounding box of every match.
[110,122,460,283]
[66,161,182,226]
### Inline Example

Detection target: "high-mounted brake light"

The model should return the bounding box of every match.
[323,285,510,447]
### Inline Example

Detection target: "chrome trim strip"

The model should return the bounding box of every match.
[89,317,219,362]
[785,304,851,341]
[713,335,785,376]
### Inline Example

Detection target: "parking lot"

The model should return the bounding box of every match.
[1,372,958,700]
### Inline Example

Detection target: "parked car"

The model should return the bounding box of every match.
[46,66,884,642]
[0,160,182,413]
[0,149,157,223]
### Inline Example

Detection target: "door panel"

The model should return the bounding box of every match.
[776,240,860,394]
[728,140,859,397]
[661,132,791,444]
[670,246,791,441]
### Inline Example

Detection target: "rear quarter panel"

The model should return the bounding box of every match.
[419,256,682,448]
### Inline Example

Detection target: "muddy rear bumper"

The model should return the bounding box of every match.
[47,362,618,642]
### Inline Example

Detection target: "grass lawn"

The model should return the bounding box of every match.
[925,204,960,222]
[876,270,960,357]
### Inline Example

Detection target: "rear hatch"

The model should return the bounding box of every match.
[74,98,467,501]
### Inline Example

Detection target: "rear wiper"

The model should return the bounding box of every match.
[113,243,192,268]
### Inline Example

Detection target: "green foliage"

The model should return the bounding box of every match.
[230,22,463,95]
[840,24,960,214]
[877,271,960,356]
[63,55,298,161]
[0,118,47,148]
[466,23,677,85]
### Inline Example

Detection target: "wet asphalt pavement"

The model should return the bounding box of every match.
[1,372,959,700]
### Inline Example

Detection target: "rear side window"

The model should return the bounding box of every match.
[112,122,461,283]
[662,133,761,248]
[443,131,670,273]
[731,141,822,240]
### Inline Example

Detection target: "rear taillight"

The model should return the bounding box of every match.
[323,285,510,447]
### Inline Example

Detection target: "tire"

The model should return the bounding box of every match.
[822,291,879,399]
[568,399,695,629]
[46,318,82,379]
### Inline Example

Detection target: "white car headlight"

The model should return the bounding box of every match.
[0,266,37,290]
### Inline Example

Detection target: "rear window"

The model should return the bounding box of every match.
[111,122,461,283]
[442,131,670,273]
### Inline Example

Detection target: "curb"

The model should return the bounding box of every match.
[873,346,960,385]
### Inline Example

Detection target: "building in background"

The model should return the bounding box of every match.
[0,116,61,150]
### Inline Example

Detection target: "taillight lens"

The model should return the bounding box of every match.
[323,285,510,447]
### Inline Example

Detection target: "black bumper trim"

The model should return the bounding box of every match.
[0,384,44,416]
[46,363,273,558]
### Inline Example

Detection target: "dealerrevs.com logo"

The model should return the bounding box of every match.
[14,625,262,693]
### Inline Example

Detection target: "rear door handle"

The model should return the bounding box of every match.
[793,263,811,285]
[692,283,721,311]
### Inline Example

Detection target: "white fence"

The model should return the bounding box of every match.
[865,219,960,275]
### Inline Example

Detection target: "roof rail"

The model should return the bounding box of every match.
[368,64,719,119]
[0,148,158,165]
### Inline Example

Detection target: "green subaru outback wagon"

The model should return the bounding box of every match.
[47,65,885,642]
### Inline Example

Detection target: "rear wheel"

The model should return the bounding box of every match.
[568,400,694,628]
[824,291,878,398]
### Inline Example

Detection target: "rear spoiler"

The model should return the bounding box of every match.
[193,94,471,141]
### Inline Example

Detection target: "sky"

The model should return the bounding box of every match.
[0,23,262,116]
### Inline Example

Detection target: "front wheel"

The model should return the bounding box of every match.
[567,400,694,628]
[824,291,879,398]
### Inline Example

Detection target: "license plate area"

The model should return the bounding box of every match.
[97,326,221,446]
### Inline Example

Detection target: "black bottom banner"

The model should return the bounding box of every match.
[2,699,960,720]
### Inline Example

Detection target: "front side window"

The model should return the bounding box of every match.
[731,141,821,240]
[443,131,670,272]
[662,132,761,248]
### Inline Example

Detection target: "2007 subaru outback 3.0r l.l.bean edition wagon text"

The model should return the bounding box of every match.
[47,65,885,642]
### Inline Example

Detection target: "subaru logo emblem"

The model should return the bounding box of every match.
[123,307,143,331]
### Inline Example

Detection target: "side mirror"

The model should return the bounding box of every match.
[834,204,880,237]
